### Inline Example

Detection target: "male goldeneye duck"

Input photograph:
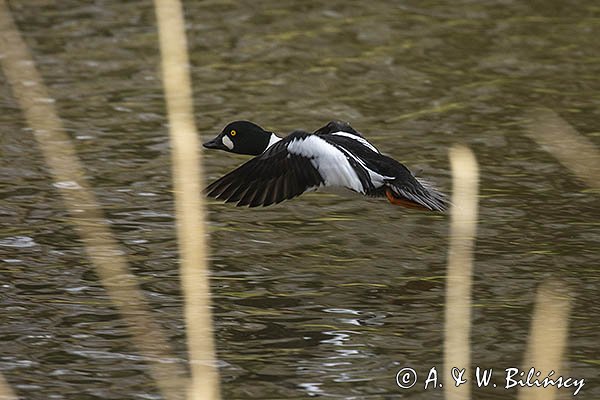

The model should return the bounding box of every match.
[203,120,448,211]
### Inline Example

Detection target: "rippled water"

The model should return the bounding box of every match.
[0,1,598,399]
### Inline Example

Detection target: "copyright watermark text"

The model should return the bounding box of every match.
[395,366,585,396]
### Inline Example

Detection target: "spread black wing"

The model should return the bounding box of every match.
[205,131,325,207]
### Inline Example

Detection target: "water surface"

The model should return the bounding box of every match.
[0,1,598,399]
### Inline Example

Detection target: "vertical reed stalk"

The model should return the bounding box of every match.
[444,145,480,400]
[153,1,221,399]
[526,109,600,190]
[0,373,17,400]
[0,1,187,399]
[518,280,572,400]
[520,109,593,399]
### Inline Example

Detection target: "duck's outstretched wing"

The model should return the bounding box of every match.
[205,131,326,207]
[206,129,377,207]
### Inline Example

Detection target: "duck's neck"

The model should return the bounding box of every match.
[265,132,282,151]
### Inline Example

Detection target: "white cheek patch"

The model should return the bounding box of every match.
[222,136,234,150]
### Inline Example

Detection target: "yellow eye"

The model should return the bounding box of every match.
[230,130,237,136]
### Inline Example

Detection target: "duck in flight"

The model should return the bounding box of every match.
[203,120,448,211]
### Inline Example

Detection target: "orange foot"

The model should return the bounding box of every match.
[385,188,429,210]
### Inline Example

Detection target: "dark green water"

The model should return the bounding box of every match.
[0,1,598,399]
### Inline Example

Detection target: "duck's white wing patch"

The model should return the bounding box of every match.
[287,135,365,193]
[330,131,380,153]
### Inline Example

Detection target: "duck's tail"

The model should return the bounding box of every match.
[384,177,448,212]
